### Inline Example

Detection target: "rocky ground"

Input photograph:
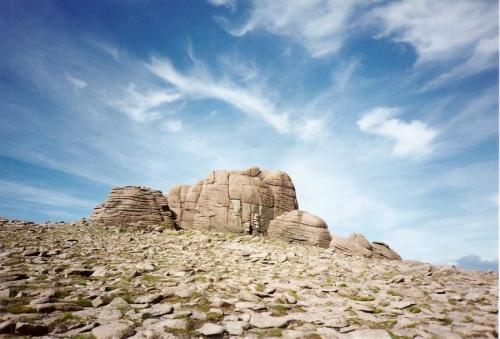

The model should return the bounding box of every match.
[0,220,497,338]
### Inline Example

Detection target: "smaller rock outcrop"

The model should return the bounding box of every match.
[330,233,401,260]
[267,210,332,248]
[371,241,402,260]
[330,235,373,258]
[90,186,176,229]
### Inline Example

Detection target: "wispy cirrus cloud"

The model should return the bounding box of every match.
[147,57,291,133]
[66,75,88,91]
[357,107,438,158]
[112,82,182,122]
[369,0,498,87]
[211,0,498,87]
[220,0,366,58]
[0,180,95,208]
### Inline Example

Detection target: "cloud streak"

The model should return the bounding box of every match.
[0,180,95,209]
[213,0,498,87]
[222,0,366,58]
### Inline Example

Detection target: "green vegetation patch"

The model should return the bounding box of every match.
[74,298,92,308]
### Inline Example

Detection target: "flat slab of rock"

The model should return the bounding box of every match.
[224,321,247,336]
[249,312,290,328]
[92,321,132,339]
[341,329,392,339]
[197,323,224,336]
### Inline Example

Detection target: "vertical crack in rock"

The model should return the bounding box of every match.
[167,166,298,234]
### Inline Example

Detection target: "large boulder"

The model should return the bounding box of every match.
[267,210,332,248]
[330,233,401,260]
[90,186,176,228]
[330,235,373,258]
[371,241,402,260]
[348,233,372,251]
[167,167,298,234]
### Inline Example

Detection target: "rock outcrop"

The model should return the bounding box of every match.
[267,210,332,248]
[331,233,402,260]
[90,186,176,228]
[330,235,373,258]
[371,241,402,260]
[167,167,298,234]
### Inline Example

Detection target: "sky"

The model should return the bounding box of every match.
[0,0,498,267]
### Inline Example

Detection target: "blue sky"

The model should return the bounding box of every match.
[0,0,498,266]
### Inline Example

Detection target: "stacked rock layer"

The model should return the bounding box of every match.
[267,210,332,248]
[330,233,401,260]
[167,167,298,234]
[90,186,175,228]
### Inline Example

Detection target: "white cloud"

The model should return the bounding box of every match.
[371,0,498,83]
[164,119,183,133]
[207,0,236,10]
[0,180,95,208]
[358,107,438,158]
[220,0,366,58]
[113,82,182,122]
[66,75,87,90]
[423,36,499,90]
[147,57,290,133]
[294,118,327,141]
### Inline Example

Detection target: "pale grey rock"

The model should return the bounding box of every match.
[249,312,290,328]
[91,321,132,339]
[92,266,109,278]
[163,319,188,330]
[238,290,260,302]
[197,323,224,336]
[324,316,349,328]
[141,304,173,318]
[98,307,123,321]
[341,329,392,339]
[224,321,247,336]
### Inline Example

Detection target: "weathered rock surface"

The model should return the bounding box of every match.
[167,166,298,234]
[267,210,332,248]
[90,186,176,228]
[371,241,402,260]
[330,235,374,258]
[0,218,497,338]
[331,233,402,260]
